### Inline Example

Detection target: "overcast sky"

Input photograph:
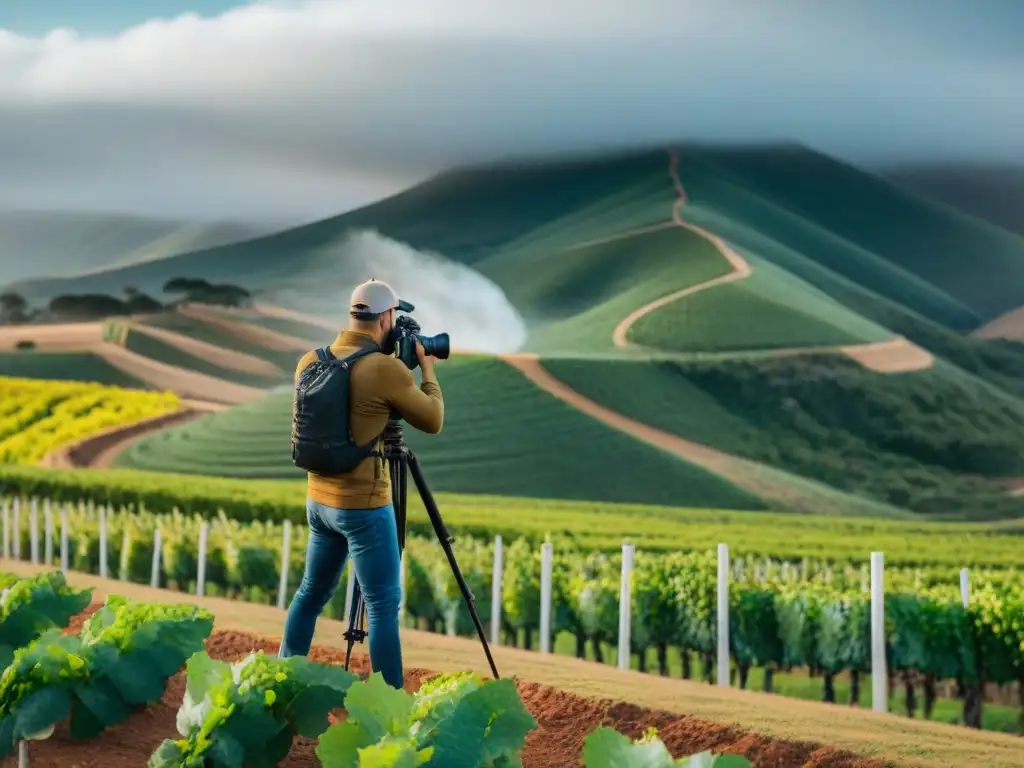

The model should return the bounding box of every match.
[0,0,1021,224]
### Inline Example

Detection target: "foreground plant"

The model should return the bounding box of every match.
[151,650,358,767]
[0,571,93,668]
[0,595,212,758]
[315,670,537,767]
[582,727,752,767]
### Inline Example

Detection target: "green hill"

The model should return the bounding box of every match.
[12,143,1024,522]
[0,351,145,388]
[116,356,767,510]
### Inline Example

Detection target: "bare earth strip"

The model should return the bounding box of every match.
[973,305,1024,341]
[0,322,103,350]
[39,408,205,469]
[90,342,263,404]
[5,560,1020,768]
[179,304,316,352]
[131,322,285,377]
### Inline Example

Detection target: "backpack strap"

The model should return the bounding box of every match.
[314,346,335,362]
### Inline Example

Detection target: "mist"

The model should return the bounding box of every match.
[270,229,528,355]
[1,0,1022,222]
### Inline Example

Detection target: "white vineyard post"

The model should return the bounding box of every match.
[29,498,39,565]
[344,562,356,620]
[119,527,130,581]
[99,506,108,579]
[18,740,27,768]
[44,502,53,566]
[277,521,292,611]
[870,551,887,713]
[717,543,730,687]
[490,536,503,646]
[2,498,9,559]
[539,543,554,654]
[196,522,209,597]
[617,543,635,671]
[60,507,69,574]
[959,568,970,609]
[12,498,20,559]
[151,528,162,589]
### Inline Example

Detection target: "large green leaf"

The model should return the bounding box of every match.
[316,721,377,768]
[13,686,72,740]
[343,673,414,742]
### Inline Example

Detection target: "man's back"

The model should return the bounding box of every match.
[295,330,443,509]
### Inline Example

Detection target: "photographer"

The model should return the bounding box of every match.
[280,279,443,689]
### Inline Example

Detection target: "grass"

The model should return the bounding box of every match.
[115,355,764,510]
[676,145,1024,327]
[629,254,892,352]
[495,226,731,354]
[138,310,300,372]
[6,559,1022,768]
[121,328,284,388]
[231,314,332,345]
[0,351,145,388]
[542,355,1024,520]
[2,463,1024,566]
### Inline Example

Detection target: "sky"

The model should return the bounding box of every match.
[0,0,1021,224]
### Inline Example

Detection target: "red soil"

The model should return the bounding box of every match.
[6,605,882,768]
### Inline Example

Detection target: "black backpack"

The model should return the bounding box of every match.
[291,345,383,475]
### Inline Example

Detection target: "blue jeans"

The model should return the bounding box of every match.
[280,500,403,688]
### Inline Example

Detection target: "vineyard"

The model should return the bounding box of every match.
[2,464,1023,567]
[2,497,1021,740]
[0,377,180,465]
[0,568,749,767]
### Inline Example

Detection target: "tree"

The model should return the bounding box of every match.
[0,292,30,325]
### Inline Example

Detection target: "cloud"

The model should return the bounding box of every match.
[1,0,1021,223]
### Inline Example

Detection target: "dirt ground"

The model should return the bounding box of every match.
[0,604,880,768]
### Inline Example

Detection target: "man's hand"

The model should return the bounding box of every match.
[415,340,438,371]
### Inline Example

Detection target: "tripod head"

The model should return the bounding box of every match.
[381,411,407,457]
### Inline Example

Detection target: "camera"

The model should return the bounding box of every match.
[387,315,450,370]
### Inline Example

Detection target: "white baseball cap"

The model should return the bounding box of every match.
[349,278,414,318]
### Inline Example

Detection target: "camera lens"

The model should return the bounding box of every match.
[419,332,450,360]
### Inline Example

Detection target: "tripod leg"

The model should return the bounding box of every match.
[407,452,501,680]
[343,580,367,671]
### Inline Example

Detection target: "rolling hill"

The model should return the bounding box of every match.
[0,210,269,294]
[6,142,1024,521]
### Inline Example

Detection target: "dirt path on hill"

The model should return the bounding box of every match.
[0,322,102,350]
[973,305,1024,341]
[39,406,219,469]
[500,354,868,512]
[130,322,284,377]
[90,342,263,404]
[179,303,316,351]
[607,150,932,373]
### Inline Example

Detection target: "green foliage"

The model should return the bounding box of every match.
[0,352,145,388]
[582,727,751,768]
[0,592,212,757]
[0,570,92,668]
[115,357,766,511]
[122,328,283,388]
[630,257,890,353]
[152,650,357,767]
[545,355,1024,520]
[315,671,536,768]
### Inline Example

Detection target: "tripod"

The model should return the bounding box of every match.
[342,416,500,679]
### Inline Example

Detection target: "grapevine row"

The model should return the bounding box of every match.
[2,500,1020,732]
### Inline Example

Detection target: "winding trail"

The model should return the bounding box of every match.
[606,150,932,373]
[500,150,936,507]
